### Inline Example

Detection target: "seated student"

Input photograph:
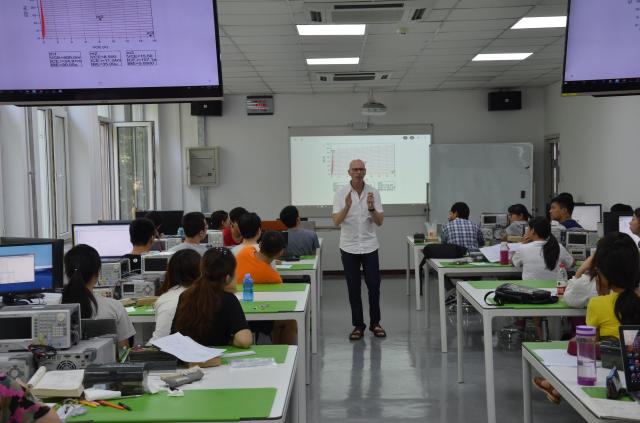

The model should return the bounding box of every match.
[224,207,248,247]
[149,249,201,342]
[441,202,484,252]
[534,232,640,404]
[62,245,135,348]
[236,230,284,284]
[512,217,575,280]
[280,205,320,257]
[231,212,262,256]
[611,203,634,213]
[209,210,230,231]
[169,212,209,255]
[564,255,598,308]
[549,194,582,229]
[123,218,156,273]
[505,204,531,237]
[171,248,252,348]
[0,373,62,423]
[145,211,163,238]
[629,208,640,246]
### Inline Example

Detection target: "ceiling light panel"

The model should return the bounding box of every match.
[472,53,533,61]
[297,24,366,36]
[306,57,360,65]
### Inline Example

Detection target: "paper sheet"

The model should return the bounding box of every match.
[276,264,293,269]
[536,349,577,367]
[151,333,225,363]
[480,243,523,263]
[28,367,84,390]
[125,306,136,313]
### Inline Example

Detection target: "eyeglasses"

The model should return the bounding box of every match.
[350,168,366,172]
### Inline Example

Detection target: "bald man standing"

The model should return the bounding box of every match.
[332,159,386,340]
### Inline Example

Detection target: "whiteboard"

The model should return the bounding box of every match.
[290,125,432,216]
[429,143,533,224]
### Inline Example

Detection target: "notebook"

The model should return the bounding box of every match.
[27,366,84,398]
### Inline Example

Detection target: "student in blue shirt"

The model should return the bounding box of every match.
[549,194,582,229]
[442,202,484,252]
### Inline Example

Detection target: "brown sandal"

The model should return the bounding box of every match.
[349,327,364,341]
[533,376,561,404]
[370,325,387,338]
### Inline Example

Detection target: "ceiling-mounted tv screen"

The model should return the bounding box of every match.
[563,0,640,96]
[0,0,222,105]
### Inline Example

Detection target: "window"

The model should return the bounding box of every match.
[32,108,71,239]
[99,120,116,220]
[113,122,155,219]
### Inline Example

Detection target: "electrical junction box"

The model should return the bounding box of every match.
[187,147,219,186]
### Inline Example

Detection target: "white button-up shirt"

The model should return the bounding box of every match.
[333,182,383,254]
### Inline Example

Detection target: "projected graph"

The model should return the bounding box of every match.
[326,143,396,177]
[36,0,156,41]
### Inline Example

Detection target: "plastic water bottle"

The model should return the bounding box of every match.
[242,273,254,302]
[556,263,568,296]
[177,227,185,240]
[499,242,509,265]
[576,325,597,386]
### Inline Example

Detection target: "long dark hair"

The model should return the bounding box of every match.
[529,217,560,271]
[62,244,101,318]
[159,249,201,294]
[174,248,236,344]
[593,232,640,325]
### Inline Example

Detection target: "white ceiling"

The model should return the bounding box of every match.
[218,0,568,94]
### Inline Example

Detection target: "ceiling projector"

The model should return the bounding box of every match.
[362,91,387,116]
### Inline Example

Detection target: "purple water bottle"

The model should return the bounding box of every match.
[576,325,597,386]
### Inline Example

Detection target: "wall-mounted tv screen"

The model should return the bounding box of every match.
[0,0,222,105]
[563,0,640,96]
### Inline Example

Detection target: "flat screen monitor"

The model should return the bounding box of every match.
[0,243,54,298]
[0,0,222,105]
[572,204,601,231]
[619,216,640,247]
[603,211,632,235]
[73,223,131,257]
[563,0,640,95]
[0,237,64,289]
[135,210,183,236]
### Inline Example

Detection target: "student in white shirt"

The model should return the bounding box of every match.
[512,217,575,280]
[61,245,136,348]
[150,249,201,342]
[564,255,598,308]
[169,211,209,256]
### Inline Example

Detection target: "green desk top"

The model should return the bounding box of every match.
[221,345,288,365]
[277,263,315,271]
[237,283,307,292]
[472,280,578,309]
[128,306,155,316]
[67,388,276,423]
[438,261,514,269]
[241,300,297,313]
[582,387,634,402]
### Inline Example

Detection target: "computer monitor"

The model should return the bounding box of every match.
[0,237,64,290]
[0,243,54,304]
[572,204,602,231]
[72,224,131,258]
[603,211,632,235]
[98,220,132,225]
[619,216,640,247]
[480,213,508,227]
[134,210,184,236]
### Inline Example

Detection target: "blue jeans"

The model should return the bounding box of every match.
[340,249,381,329]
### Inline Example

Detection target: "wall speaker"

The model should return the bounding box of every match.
[190,101,223,116]
[488,91,521,111]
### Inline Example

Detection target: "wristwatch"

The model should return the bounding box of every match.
[368,207,375,212]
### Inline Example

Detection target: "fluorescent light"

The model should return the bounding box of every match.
[511,16,566,29]
[472,53,533,61]
[306,57,360,65]
[297,24,366,36]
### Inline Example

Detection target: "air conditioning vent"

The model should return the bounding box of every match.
[411,8,426,20]
[303,1,436,24]
[316,72,393,83]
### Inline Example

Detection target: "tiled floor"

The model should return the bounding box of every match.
[306,275,586,422]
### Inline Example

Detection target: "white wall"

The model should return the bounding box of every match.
[544,82,640,210]
[160,89,546,270]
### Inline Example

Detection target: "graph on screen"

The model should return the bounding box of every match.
[35,0,156,41]
[326,143,396,178]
